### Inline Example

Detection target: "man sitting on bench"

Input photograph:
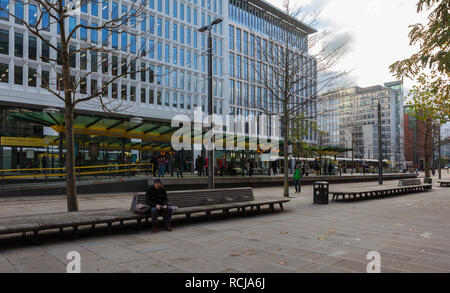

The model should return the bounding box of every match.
[146,178,173,233]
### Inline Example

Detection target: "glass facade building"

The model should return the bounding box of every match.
[0,0,318,169]
[227,0,318,143]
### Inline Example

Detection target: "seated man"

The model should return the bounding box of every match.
[146,178,173,232]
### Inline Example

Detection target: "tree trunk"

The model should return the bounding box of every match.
[283,110,289,198]
[65,103,78,212]
[423,121,432,178]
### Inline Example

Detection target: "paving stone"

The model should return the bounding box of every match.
[0,261,18,273]
[248,263,296,273]
[14,258,66,273]
[78,259,118,273]
[171,257,228,273]
[117,257,175,273]
[3,248,55,265]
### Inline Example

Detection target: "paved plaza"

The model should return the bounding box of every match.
[0,173,449,273]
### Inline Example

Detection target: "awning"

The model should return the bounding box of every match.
[6,111,284,152]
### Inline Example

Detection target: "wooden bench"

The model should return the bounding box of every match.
[331,181,432,202]
[437,180,450,187]
[0,188,289,243]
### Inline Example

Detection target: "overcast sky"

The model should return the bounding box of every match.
[266,0,428,93]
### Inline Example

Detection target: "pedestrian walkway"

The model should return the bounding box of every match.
[0,175,449,273]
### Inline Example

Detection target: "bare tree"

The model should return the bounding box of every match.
[254,0,350,197]
[1,0,154,211]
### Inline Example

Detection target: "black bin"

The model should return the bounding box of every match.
[313,181,329,204]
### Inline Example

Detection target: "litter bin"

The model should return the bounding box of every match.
[313,181,329,204]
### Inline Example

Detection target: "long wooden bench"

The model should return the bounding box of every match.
[0,188,289,243]
[437,180,450,187]
[331,180,432,202]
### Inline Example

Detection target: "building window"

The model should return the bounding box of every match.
[15,33,23,58]
[69,46,76,68]
[91,51,98,72]
[164,20,170,39]
[180,94,184,109]
[165,91,169,106]
[121,84,127,100]
[111,83,118,99]
[0,29,8,55]
[149,89,154,104]
[80,51,87,70]
[41,41,50,63]
[141,63,146,82]
[0,63,8,83]
[15,1,23,24]
[80,77,87,94]
[0,0,9,20]
[149,66,154,83]
[14,66,23,85]
[187,95,191,110]
[141,88,146,103]
[28,68,37,87]
[130,86,136,101]
[41,70,49,89]
[91,79,98,95]
[157,90,162,105]
[173,92,177,108]
[102,53,108,74]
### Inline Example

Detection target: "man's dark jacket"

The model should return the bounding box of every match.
[145,185,169,208]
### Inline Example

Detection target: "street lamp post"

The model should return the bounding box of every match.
[377,100,383,185]
[199,18,222,190]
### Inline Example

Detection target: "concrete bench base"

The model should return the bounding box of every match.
[331,184,432,202]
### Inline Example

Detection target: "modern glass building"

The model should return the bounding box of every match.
[0,0,317,171]
[227,0,318,144]
[318,82,406,169]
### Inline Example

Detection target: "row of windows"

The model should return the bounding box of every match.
[229,0,307,49]
[0,0,221,25]
[0,28,226,84]
[0,60,225,98]
[0,1,225,50]
[0,60,224,113]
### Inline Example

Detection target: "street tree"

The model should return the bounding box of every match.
[254,0,349,197]
[406,72,449,178]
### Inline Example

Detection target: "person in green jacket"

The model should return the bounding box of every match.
[294,163,302,193]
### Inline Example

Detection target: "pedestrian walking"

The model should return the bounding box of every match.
[272,160,277,176]
[293,163,302,193]
[151,155,158,177]
[157,156,167,177]
[204,157,209,176]
[195,155,202,176]
[218,157,224,176]
[175,153,184,178]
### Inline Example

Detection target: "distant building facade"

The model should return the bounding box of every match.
[318,81,405,168]
[403,105,428,170]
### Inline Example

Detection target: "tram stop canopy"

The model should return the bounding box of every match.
[4,111,283,152]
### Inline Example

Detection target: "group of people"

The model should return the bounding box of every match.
[194,155,209,176]
[151,154,185,178]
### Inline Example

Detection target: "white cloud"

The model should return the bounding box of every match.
[267,0,428,91]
